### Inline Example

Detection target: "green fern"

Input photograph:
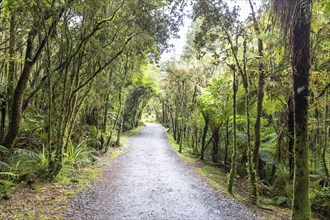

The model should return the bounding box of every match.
[273,195,292,207]
[9,148,49,180]
[0,161,11,172]
[0,171,17,198]
[259,147,277,166]
[65,140,97,166]
[310,186,330,217]
[272,164,292,208]
[0,145,9,154]
[13,148,38,159]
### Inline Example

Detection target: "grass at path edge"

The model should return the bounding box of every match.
[164,127,292,220]
[0,125,145,220]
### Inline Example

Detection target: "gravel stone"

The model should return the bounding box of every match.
[67,123,258,220]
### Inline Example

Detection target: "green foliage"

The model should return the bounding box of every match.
[273,195,292,207]
[0,166,18,197]
[56,140,98,183]
[272,164,292,208]
[0,178,16,198]
[64,140,98,167]
[0,145,17,197]
[310,186,330,217]
[197,73,231,126]
[0,145,11,171]
[10,148,49,180]
[259,147,277,167]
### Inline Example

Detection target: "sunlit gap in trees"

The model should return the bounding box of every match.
[160,0,262,62]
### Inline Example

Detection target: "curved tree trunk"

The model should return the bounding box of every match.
[2,5,66,148]
[2,30,37,149]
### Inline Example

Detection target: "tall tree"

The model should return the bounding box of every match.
[248,0,265,179]
[273,0,312,219]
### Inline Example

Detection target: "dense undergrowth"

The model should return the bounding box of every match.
[165,127,329,220]
[0,126,143,219]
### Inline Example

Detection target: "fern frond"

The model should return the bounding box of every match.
[0,161,11,172]
[0,145,9,154]
[260,147,277,166]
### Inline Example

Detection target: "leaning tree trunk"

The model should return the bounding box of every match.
[2,30,37,149]
[1,5,66,148]
[291,0,312,219]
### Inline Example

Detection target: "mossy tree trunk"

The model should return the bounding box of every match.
[249,0,265,180]
[2,29,39,149]
[291,0,312,218]
[322,91,329,179]
[1,4,67,149]
[288,96,295,179]
[224,118,229,171]
[228,64,237,195]
[211,125,220,164]
[200,111,209,161]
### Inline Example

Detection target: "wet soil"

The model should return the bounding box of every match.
[67,123,258,219]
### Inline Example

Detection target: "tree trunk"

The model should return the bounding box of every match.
[162,101,165,125]
[242,36,258,205]
[291,1,312,218]
[246,87,258,205]
[1,30,37,148]
[224,118,229,171]
[200,112,209,161]
[322,91,329,179]
[228,65,237,195]
[7,13,16,124]
[2,6,65,148]
[249,0,265,179]
[179,125,183,153]
[101,93,110,152]
[170,110,176,139]
[288,96,294,179]
[211,126,220,164]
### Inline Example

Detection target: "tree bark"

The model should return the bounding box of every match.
[7,13,16,123]
[200,112,209,161]
[211,126,220,163]
[1,30,36,148]
[322,91,329,179]
[249,0,265,179]
[224,118,229,171]
[291,1,312,218]
[288,96,294,179]
[228,65,237,195]
[2,5,66,148]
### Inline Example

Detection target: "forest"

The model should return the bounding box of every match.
[0,0,329,219]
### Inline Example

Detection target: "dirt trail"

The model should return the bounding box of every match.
[67,123,257,220]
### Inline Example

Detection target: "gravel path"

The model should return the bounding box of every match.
[67,123,257,220]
